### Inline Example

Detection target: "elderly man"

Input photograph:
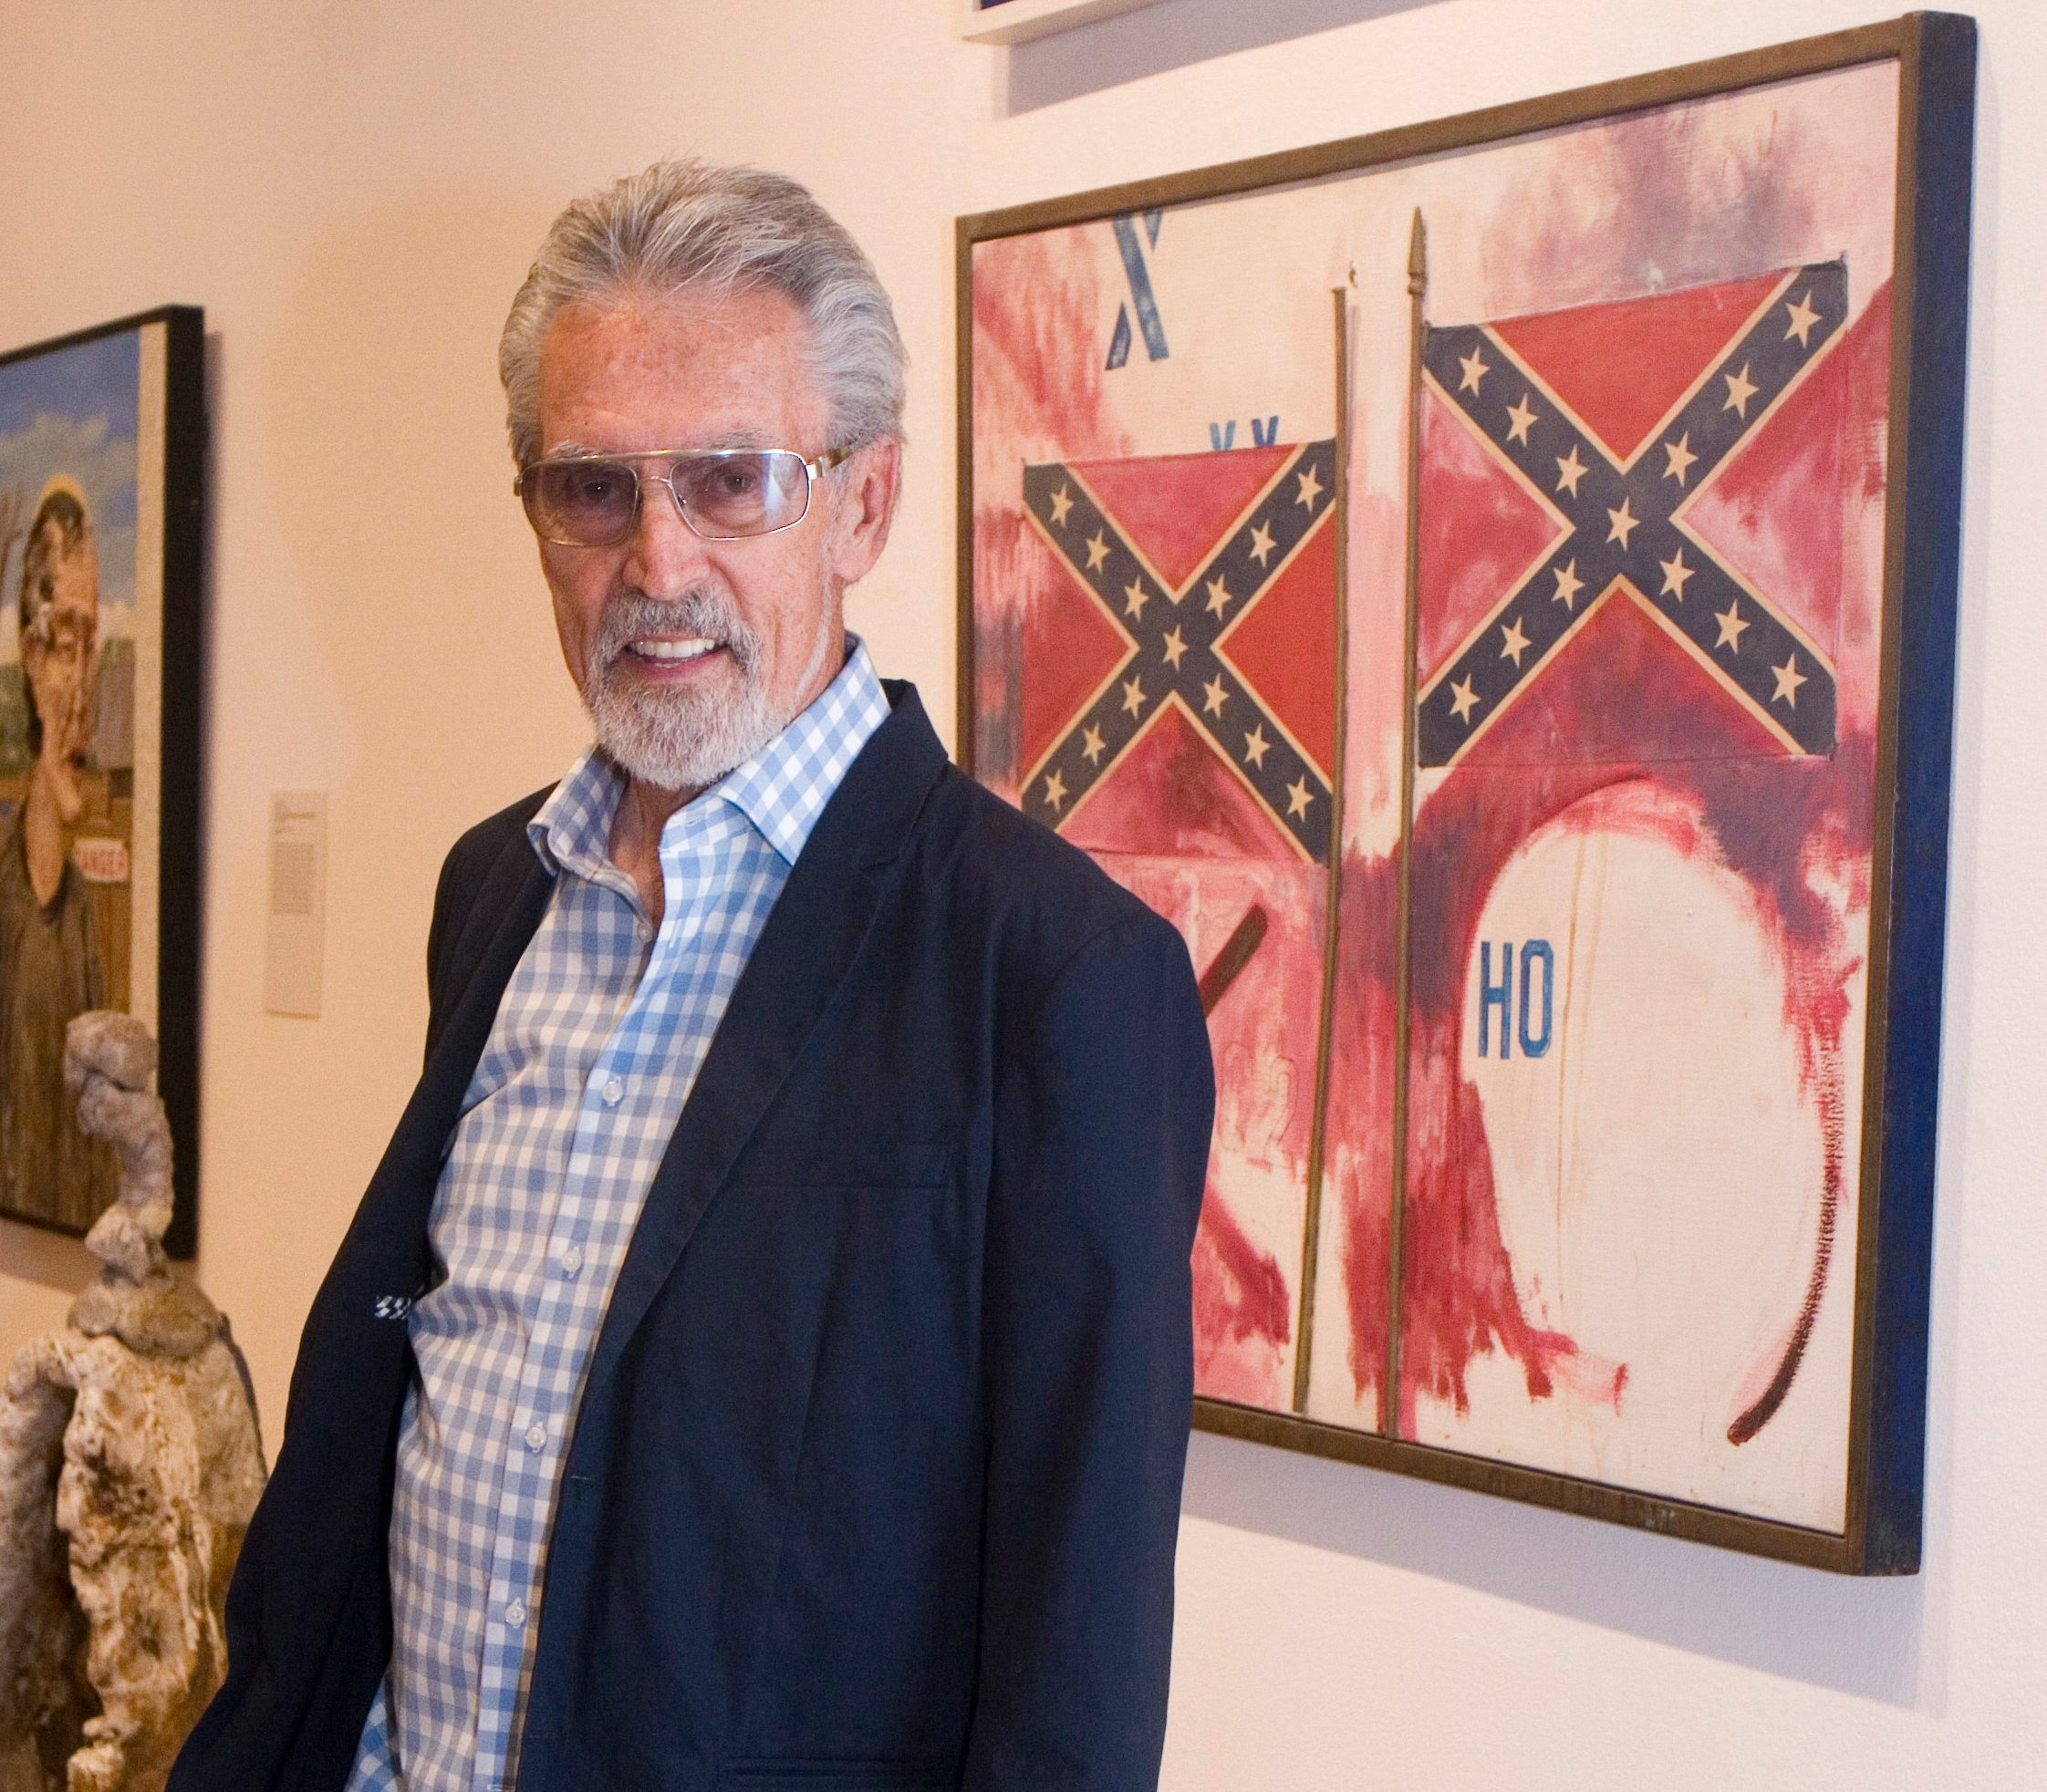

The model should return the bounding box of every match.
[0,478,119,1230]
[171,161,1213,1792]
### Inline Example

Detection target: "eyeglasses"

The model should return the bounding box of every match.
[515,446,851,547]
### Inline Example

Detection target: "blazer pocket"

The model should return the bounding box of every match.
[722,1760,956,1790]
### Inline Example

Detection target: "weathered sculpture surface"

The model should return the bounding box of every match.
[0,1014,265,1792]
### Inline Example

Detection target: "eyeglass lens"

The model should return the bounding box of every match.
[524,451,812,545]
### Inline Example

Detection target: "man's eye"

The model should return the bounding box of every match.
[708,463,763,500]
[570,471,629,506]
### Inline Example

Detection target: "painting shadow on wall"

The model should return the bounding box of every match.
[1000,0,1456,116]
[1182,1432,1937,1705]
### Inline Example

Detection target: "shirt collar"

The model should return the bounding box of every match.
[528,635,888,880]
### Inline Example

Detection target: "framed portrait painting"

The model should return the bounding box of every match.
[957,16,1973,1570]
[0,307,204,1257]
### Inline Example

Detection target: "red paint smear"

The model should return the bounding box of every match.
[1491,272,1786,462]
[970,233,1127,791]
[1219,517,1339,776]
[971,234,1116,454]
[1324,855,1400,1414]
[1073,445,1292,593]
[1192,1187,1294,1407]
[1064,702,1301,862]
[969,511,1039,794]
[1104,856,1326,1413]
[1417,381,1561,680]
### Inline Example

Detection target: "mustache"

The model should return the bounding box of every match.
[590,588,763,676]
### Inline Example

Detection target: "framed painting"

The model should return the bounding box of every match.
[0,307,204,1257]
[957,15,1973,1571]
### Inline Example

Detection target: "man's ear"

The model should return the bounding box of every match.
[825,438,901,588]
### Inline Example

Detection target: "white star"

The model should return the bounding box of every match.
[1043,769,1067,811]
[1663,433,1698,487]
[1554,446,1588,498]
[1084,531,1110,571]
[1772,654,1807,708]
[1606,498,1639,549]
[1204,574,1233,617]
[1505,393,1538,446]
[1247,521,1277,566]
[1449,676,1480,724]
[1713,601,1749,653]
[1120,675,1147,716]
[1201,675,1228,717]
[1499,616,1532,667]
[1723,363,1759,419]
[1047,484,1075,527]
[1123,579,1149,620]
[1081,725,1107,764]
[1551,560,1585,610]
[1160,627,1188,668]
[1784,292,1822,347]
[1458,346,1491,393]
[1285,778,1314,820]
[1294,463,1324,511]
[1659,548,1694,601]
[1242,724,1271,768]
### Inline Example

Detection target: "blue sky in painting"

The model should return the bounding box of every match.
[0,328,142,662]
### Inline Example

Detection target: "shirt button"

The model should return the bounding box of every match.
[636,918,653,943]
[602,1076,624,1106]
[525,1422,546,1452]
[560,1244,584,1277]
[504,1600,526,1629]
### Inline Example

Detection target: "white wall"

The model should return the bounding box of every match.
[1,1,2039,1785]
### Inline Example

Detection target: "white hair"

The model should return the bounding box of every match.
[500,158,908,469]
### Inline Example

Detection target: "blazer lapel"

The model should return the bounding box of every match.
[339,823,555,1293]
[580,683,949,1404]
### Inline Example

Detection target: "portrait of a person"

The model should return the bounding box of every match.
[171,159,1215,1792]
[0,476,119,1231]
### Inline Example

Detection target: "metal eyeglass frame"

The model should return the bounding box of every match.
[514,445,853,545]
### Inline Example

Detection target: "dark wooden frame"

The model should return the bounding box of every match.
[0,305,205,1259]
[954,14,1974,1572]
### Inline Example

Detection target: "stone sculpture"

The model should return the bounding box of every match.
[0,1013,265,1792]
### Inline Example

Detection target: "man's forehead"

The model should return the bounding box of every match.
[535,289,827,454]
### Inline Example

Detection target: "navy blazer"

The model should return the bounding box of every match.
[171,683,1215,1792]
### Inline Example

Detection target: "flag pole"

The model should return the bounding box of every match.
[1384,210,1427,1439]
[1293,284,1355,1416]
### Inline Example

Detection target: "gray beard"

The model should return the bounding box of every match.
[580,587,829,792]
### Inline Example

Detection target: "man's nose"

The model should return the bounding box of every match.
[623,471,712,598]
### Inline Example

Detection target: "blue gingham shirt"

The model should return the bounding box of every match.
[346,642,888,1792]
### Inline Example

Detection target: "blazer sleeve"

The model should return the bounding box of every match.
[962,909,1215,1792]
